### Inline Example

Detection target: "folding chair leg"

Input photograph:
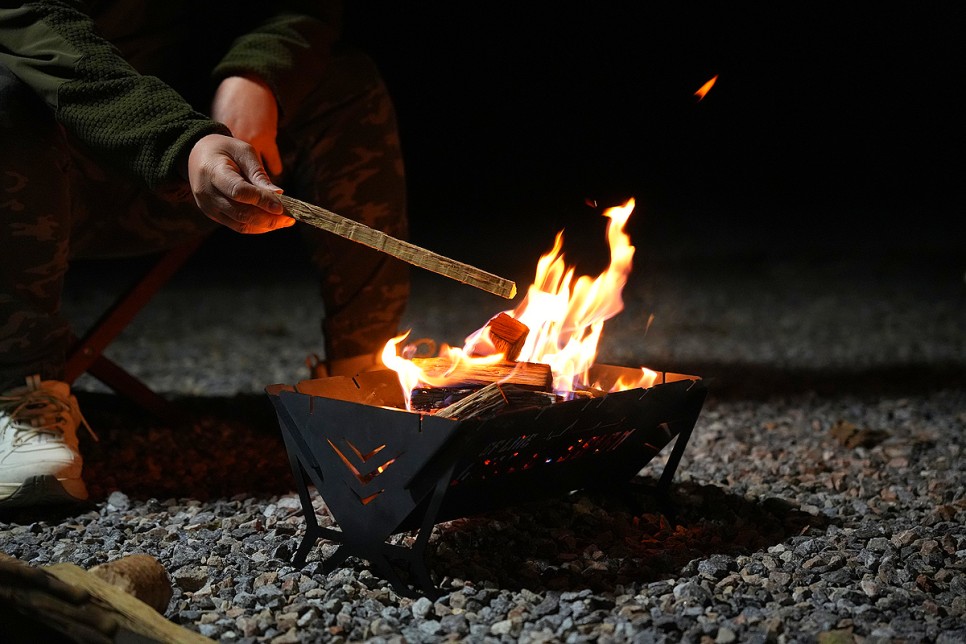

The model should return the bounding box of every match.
[81,352,190,425]
[65,236,207,423]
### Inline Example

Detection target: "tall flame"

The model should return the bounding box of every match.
[385,198,656,407]
[478,198,636,391]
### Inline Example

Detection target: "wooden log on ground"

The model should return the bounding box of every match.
[0,552,211,643]
[411,357,553,391]
[280,195,517,299]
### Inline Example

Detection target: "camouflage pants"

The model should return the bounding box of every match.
[0,50,409,391]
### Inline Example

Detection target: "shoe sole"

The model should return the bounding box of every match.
[0,475,88,509]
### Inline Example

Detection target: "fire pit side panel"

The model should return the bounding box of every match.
[271,391,457,546]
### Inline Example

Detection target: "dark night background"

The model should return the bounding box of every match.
[217,3,964,278]
[357,4,962,263]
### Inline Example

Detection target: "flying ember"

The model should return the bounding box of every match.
[694,74,718,101]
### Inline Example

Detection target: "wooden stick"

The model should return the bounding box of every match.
[280,195,517,299]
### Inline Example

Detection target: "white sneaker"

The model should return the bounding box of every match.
[0,375,95,508]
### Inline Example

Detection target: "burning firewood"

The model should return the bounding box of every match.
[572,384,609,399]
[410,386,480,412]
[469,312,530,361]
[411,356,552,390]
[435,382,560,419]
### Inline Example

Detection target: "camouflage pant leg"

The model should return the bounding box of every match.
[0,65,211,390]
[66,161,213,261]
[0,65,73,390]
[278,48,410,361]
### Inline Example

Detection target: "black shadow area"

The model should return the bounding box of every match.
[74,392,294,503]
[413,478,827,594]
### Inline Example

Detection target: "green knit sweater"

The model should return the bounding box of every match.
[0,0,341,193]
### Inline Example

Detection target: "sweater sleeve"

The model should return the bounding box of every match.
[0,0,229,192]
[211,1,343,123]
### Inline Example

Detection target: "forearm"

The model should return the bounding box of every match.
[0,1,227,191]
[212,1,342,122]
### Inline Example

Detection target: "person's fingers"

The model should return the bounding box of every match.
[204,204,293,234]
[208,195,293,234]
[228,152,284,213]
[188,134,293,234]
[219,174,282,212]
[194,179,292,234]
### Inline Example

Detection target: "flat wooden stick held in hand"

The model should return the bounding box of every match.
[280,195,517,299]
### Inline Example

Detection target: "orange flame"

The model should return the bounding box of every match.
[385,198,656,408]
[694,74,718,101]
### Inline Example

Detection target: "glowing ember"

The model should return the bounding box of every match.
[384,198,659,409]
[694,74,718,101]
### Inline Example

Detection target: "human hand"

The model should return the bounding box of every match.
[211,75,283,176]
[187,133,294,234]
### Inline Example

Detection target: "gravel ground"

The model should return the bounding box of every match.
[2,220,965,643]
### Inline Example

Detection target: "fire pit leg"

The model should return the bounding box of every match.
[653,386,706,513]
[318,546,351,574]
[286,451,369,573]
[281,426,360,569]
[273,390,454,597]
[392,461,458,598]
[339,461,456,599]
[286,448,326,568]
[655,424,694,498]
[364,546,437,600]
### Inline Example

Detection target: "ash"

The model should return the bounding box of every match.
[2,228,965,644]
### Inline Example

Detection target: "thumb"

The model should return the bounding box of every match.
[237,148,282,195]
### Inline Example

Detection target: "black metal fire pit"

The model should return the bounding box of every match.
[266,364,706,597]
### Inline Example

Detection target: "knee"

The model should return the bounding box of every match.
[327,47,390,99]
[283,46,397,130]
